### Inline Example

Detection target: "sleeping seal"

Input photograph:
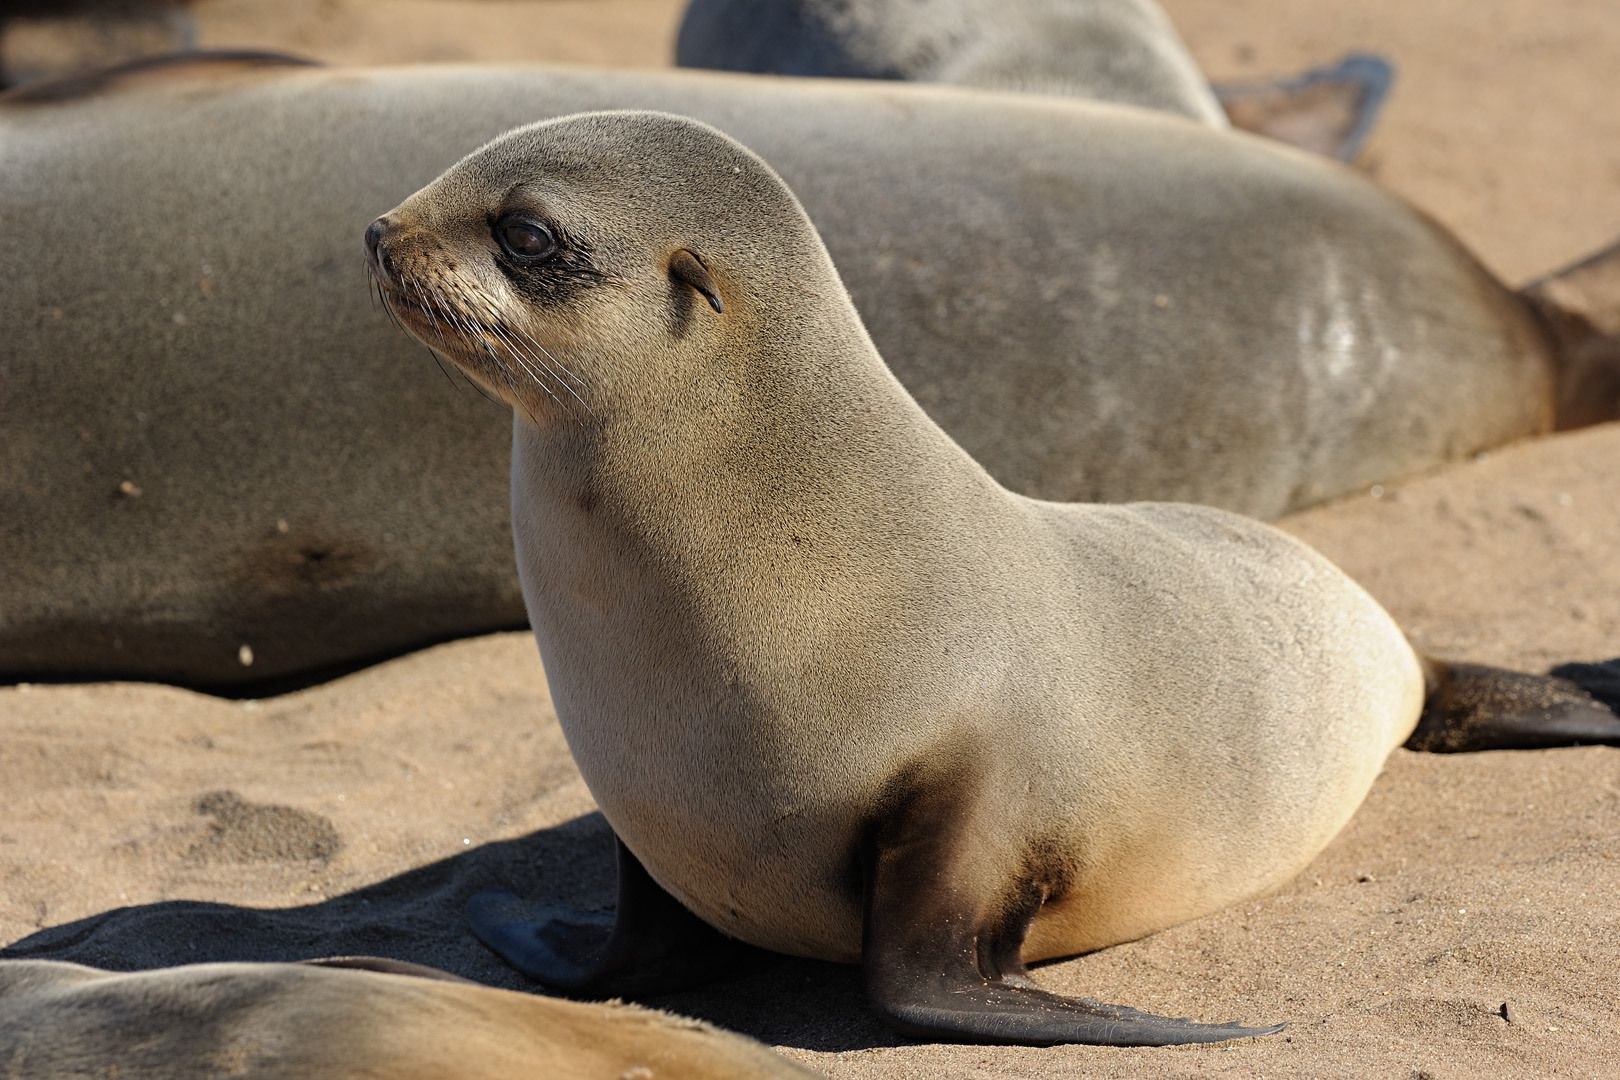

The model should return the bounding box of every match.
[674,0,1394,159]
[0,955,814,1078]
[5,56,1616,686]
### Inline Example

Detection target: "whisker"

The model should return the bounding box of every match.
[382,270,596,422]
[482,339,538,425]
[469,294,591,416]
[485,318,569,410]
[508,319,588,390]
[369,274,459,393]
[425,347,461,390]
[455,289,574,413]
[516,331,594,415]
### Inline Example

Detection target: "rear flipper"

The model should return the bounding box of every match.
[1405,657,1620,752]
[1518,238,1620,429]
[862,747,1283,1046]
[1214,52,1394,162]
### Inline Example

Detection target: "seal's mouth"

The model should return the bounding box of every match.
[371,272,592,416]
[375,282,447,336]
[364,215,590,414]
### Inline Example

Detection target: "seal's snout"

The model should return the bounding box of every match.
[364,216,395,284]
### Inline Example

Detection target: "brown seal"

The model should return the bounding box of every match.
[365,110,1620,1046]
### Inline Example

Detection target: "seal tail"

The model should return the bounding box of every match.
[1404,657,1620,752]
[1518,237,1620,430]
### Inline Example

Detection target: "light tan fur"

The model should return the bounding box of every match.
[373,111,1427,966]
[0,958,814,1079]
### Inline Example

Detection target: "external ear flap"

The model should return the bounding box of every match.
[670,248,724,314]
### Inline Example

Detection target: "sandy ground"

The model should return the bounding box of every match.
[4,1,1619,1076]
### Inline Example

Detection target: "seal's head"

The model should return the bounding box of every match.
[364,110,841,422]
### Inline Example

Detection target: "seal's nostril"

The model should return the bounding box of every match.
[364,217,388,258]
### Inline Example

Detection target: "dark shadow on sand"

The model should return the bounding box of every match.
[0,810,904,1053]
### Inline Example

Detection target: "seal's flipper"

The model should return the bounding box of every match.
[1215,53,1394,162]
[861,760,1283,1047]
[1519,239,1620,429]
[1404,658,1620,752]
[467,835,767,998]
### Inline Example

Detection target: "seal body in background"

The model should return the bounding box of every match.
[676,0,1397,160]
[5,57,1613,687]
[0,956,815,1078]
[677,0,1227,124]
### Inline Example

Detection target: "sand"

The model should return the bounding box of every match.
[4,1,1618,1076]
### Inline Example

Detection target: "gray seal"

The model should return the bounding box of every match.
[365,110,1620,1047]
[675,0,1395,160]
[677,0,1227,124]
[4,56,1615,686]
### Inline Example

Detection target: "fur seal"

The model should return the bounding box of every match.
[366,111,1620,1046]
[677,0,1228,124]
[0,956,815,1078]
[5,56,1617,687]
[675,0,1394,160]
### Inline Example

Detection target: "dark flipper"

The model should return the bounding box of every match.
[861,757,1283,1047]
[1518,236,1620,430]
[1405,658,1620,752]
[467,835,768,998]
[1215,52,1395,162]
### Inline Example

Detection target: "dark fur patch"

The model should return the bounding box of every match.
[493,226,613,309]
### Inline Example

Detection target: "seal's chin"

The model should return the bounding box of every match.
[377,286,440,335]
[376,282,589,417]
[379,288,492,374]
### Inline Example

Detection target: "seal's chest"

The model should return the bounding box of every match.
[565,714,874,960]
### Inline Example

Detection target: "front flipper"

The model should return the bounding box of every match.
[467,834,767,998]
[861,763,1283,1047]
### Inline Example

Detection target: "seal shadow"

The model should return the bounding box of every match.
[0,810,901,1053]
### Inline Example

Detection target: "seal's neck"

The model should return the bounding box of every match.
[510,295,1005,645]
[557,289,988,535]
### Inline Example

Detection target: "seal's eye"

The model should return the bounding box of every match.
[495,215,557,262]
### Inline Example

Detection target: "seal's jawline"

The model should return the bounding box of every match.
[383,294,485,368]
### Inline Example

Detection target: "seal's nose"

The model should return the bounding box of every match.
[364,216,393,282]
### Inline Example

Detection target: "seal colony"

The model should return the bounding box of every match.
[0,956,815,1078]
[366,111,1620,1046]
[8,56,1619,688]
